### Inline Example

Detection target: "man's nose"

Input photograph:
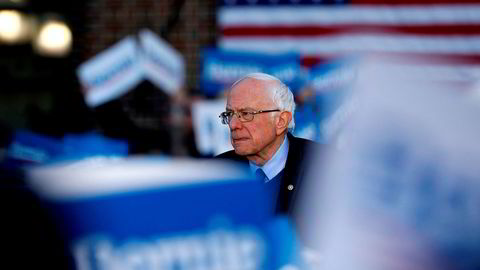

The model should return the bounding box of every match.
[229,113,242,130]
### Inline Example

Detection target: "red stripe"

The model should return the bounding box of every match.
[222,25,480,37]
[350,0,480,5]
[301,56,342,67]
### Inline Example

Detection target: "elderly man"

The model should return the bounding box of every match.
[217,73,317,217]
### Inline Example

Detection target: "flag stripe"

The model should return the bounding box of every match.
[218,5,480,26]
[218,1,480,69]
[222,25,480,37]
[350,0,480,5]
[219,0,480,6]
[219,35,480,54]
[301,53,480,67]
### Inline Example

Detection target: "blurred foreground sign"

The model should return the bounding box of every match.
[300,56,480,270]
[27,157,301,270]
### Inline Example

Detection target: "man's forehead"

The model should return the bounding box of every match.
[227,79,271,102]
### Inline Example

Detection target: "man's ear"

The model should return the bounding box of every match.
[276,111,292,135]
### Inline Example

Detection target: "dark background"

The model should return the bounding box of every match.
[0,0,217,155]
[1,1,217,268]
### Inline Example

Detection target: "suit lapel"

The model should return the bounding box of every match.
[275,133,306,214]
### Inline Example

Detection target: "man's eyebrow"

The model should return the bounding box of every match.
[226,107,255,111]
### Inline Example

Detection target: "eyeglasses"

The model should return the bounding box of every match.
[219,109,280,125]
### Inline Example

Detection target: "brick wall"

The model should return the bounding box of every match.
[78,0,218,155]
[82,0,217,88]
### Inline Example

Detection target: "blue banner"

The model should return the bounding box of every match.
[293,58,358,143]
[61,133,129,161]
[200,48,305,97]
[4,130,63,168]
[27,158,303,270]
[2,130,129,169]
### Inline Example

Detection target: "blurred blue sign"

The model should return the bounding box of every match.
[292,102,321,142]
[2,130,129,169]
[4,130,63,167]
[293,58,358,143]
[308,58,357,122]
[200,48,305,97]
[61,133,129,161]
[27,158,302,270]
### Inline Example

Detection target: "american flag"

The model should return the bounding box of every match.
[217,0,480,68]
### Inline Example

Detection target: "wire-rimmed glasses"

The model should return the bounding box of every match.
[219,109,280,125]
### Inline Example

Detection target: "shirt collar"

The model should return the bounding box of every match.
[250,135,289,182]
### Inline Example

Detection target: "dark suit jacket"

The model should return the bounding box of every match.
[216,133,318,217]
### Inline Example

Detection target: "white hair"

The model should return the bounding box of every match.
[232,72,296,132]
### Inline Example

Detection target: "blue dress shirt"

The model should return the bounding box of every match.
[249,136,289,182]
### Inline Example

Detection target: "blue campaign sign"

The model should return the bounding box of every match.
[3,130,64,168]
[61,133,129,161]
[292,102,321,142]
[298,58,358,143]
[265,57,306,95]
[2,130,130,169]
[27,157,302,270]
[308,58,357,93]
[200,48,304,97]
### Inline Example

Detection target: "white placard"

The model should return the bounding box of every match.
[191,99,233,156]
[77,36,143,107]
[138,29,185,95]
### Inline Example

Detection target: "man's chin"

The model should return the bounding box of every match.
[233,147,252,156]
